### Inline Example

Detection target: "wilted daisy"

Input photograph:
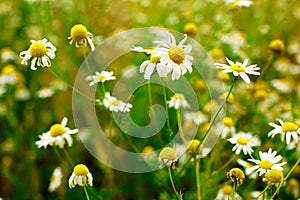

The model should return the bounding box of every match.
[168,93,190,109]
[35,117,79,149]
[247,148,286,176]
[268,118,300,144]
[153,32,193,80]
[158,147,178,168]
[215,57,260,84]
[86,70,116,86]
[103,92,132,112]
[225,0,253,7]
[69,164,93,188]
[19,38,56,70]
[68,24,95,51]
[48,166,63,192]
[227,168,245,188]
[228,131,261,155]
[215,184,243,200]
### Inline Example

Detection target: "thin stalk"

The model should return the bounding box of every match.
[83,186,91,200]
[62,148,74,166]
[162,79,172,137]
[177,109,186,144]
[231,182,236,200]
[82,48,92,75]
[196,158,201,200]
[53,146,64,163]
[259,53,274,79]
[48,68,93,101]
[254,185,269,200]
[168,167,183,200]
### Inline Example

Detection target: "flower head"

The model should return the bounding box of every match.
[227,168,245,188]
[183,22,198,37]
[86,71,116,86]
[68,24,95,51]
[268,118,300,144]
[269,39,285,54]
[247,148,286,176]
[264,169,283,184]
[69,164,93,188]
[215,184,243,200]
[215,57,260,84]
[184,111,207,125]
[153,32,193,80]
[35,117,79,149]
[225,0,253,8]
[48,166,63,192]
[158,147,178,168]
[103,92,132,112]
[19,38,56,70]
[169,93,190,109]
[217,117,236,139]
[228,131,261,155]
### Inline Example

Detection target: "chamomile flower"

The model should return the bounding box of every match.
[247,148,287,176]
[69,164,93,188]
[158,147,178,168]
[215,57,260,84]
[0,64,18,85]
[168,93,190,109]
[48,166,63,192]
[225,0,253,7]
[237,158,257,179]
[268,118,300,145]
[103,92,132,112]
[36,86,54,99]
[68,24,95,51]
[153,32,193,80]
[228,132,261,155]
[86,71,116,86]
[35,117,79,149]
[131,46,169,80]
[263,169,283,185]
[184,111,207,125]
[217,117,236,139]
[19,38,56,70]
[215,184,243,200]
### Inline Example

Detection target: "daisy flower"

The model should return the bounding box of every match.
[237,158,257,179]
[263,169,283,185]
[215,57,260,84]
[48,166,63,192]
[225,0,253,7]
[0,64,18,85]
[35,117,79,149]
[86,70,116,86]
[268,118,300,144]
[36,86,54,99]
[69,164,93,188]
[20,38,56,70]
[158,147,178,168]
[19,38,56,70]
[131,46,170,80]
[215,184,243,200]
[184,111,207,125]
[217,117,236,139]
[153,32,193,80]
[247,148,286,176]
[103,92,132,112]
[168,93,190,109]
[68,24,95,51]
[228,131,261,155]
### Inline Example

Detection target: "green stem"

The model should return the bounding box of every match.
[162,79,172,137]
[196,159,201,200]
[168,167,183,200]
[82,48,92,75]
[259,53,274,79]
[83,186,91,200]
[48,67,93,101]
[271,156,300,199]
[177,109,186,144]
[211,155,237,176]
[53,146,64,163]
[231,182,236,200]
[62,148,74,166]
[254,185,269,200]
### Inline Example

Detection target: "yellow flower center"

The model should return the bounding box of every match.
[2,64,16,75]
[173,93,185,100]
[70,24,88,41]
[230,64,245,72]
[186,139,202,154]
[228,168,245,179]
[50,124,65,137]
[266,169,283,183]
[183,22,198,37]
[282,122,297,132]
[237,136,249,145]
[223,117,234,127]
[73,164,89,176]
[142,146,155,154]
[168,46,186,64]
[29,42,47,58]
[221,184,233,195]
[150,54,161,63]
[109,99,120,106]
[259,160,273,169]
[159,147,178,161]
[269,39,285,54]
[97,74,107,82]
